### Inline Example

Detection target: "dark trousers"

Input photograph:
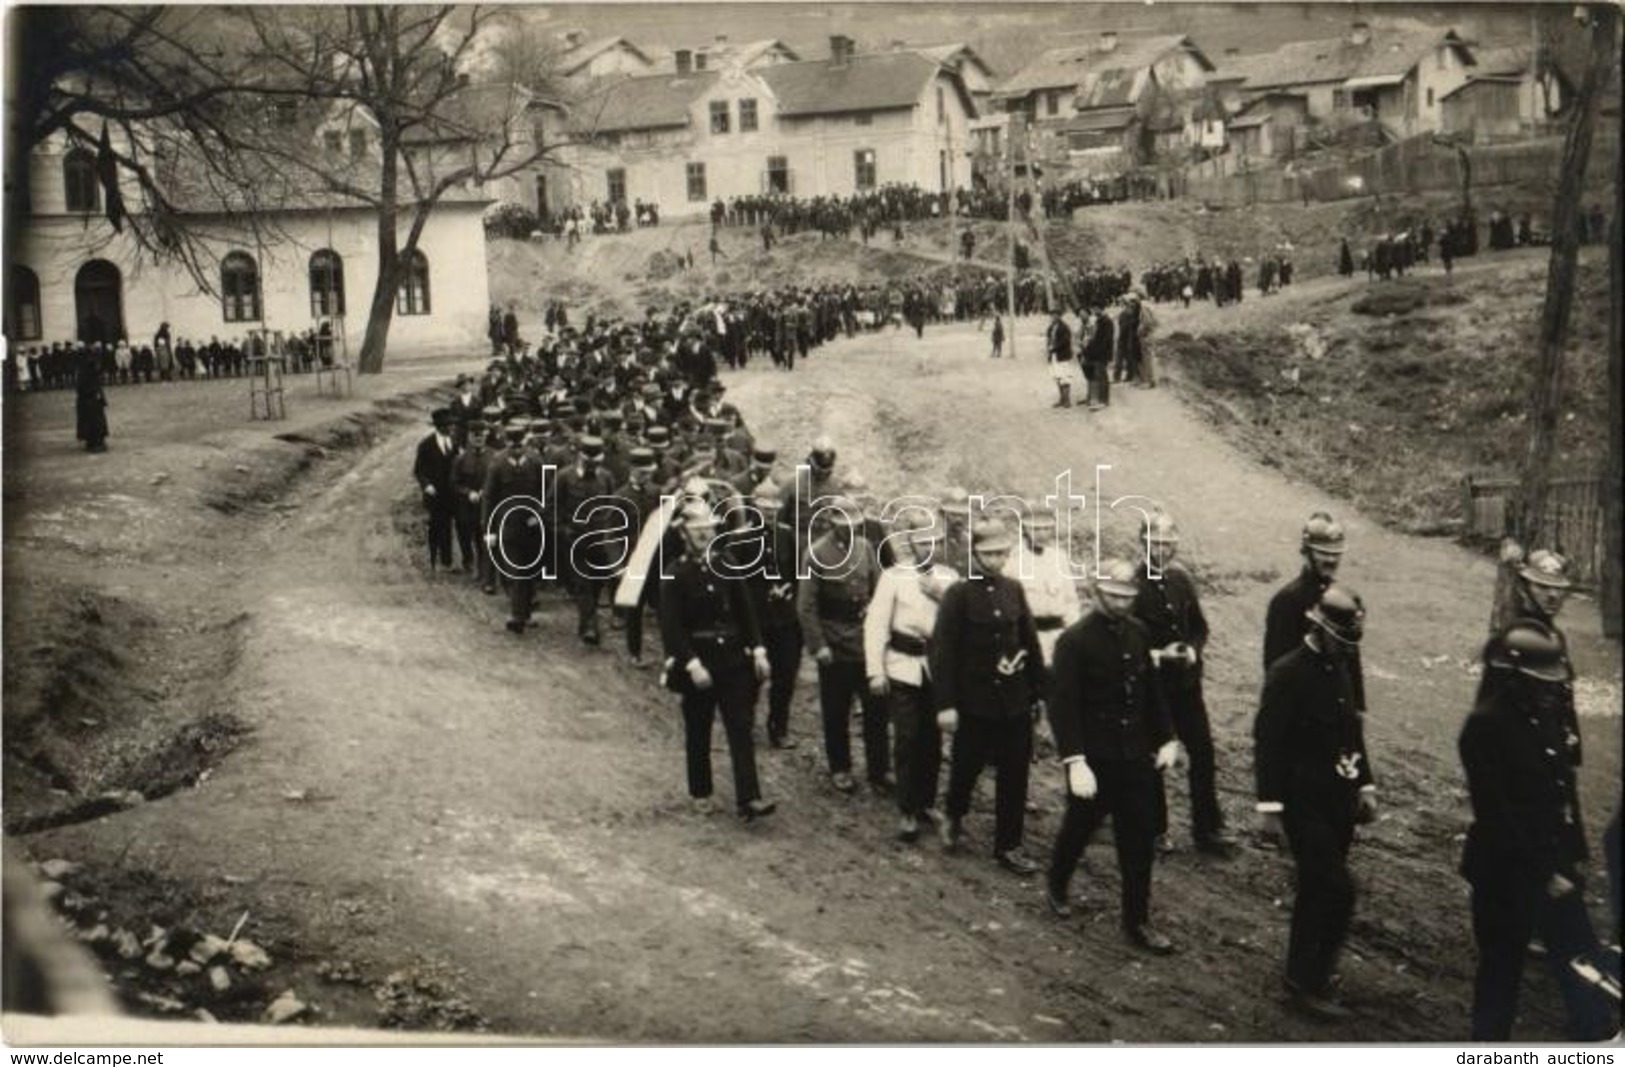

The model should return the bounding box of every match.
[945,713,1032,854]
[889,680,940,817]
[1154,683,1224,840]
[763,623,802,743]
[1282,803,1356,994]
[425,497,455,567]
[680,666,762,809]
[1049,759,1158,929]
[1469,871,1614,1041]
[818,659,887,782]
[624,580,657,658]
[454,499,479,572]
[572,573,608,639]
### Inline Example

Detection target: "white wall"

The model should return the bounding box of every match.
[1414,44,1472,133]
[13,201,491,353]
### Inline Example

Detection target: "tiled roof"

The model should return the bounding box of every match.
[559,36,653,76]
[1060,106,1137,132]
[1469,45,1530,78]
[757,51,945,116]
[997,33,1209,98]
[1216,30,1474,91]
[567,71,719,133]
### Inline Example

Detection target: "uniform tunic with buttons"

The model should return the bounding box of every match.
[1133,560,1208,691]
[930,572,1046,720]
[1264,567,1366,711]
[797,532,880,664]
[1254,641,1374,813]
[1049,610,1173,764]
[659,555,763,676]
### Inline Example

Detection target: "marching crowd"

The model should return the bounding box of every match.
[413,285,1618,1037]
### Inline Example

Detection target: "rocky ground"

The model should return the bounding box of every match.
[3,209,1619,1043]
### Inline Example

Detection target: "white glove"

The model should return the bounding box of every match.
[1154,740,1181,771]
[483,533,497,547]
[423,484,436,497]
[869,675,890,697]
[1546,872,1576,899]
[814,647,834,666]
[936,708,959,734]
[1066,759,1098,799]
[752,647,771,683]
[686,658,713,691]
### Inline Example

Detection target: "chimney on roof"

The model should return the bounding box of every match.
[1099,31,1118,52]
[563,30,586,49]
[830,34,853,68]
[676,49,693,75]
[715,34,729,47]
[1349,21,1371,46]
[1223,46,1240,57]
[891,39,907,51]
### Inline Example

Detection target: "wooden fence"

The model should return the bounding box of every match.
[1463,472,1609,587]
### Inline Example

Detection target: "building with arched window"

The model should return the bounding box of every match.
[4,128,492,355]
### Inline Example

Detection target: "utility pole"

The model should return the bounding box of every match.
[1006,113,1019,359]
[1492,2,1619,632]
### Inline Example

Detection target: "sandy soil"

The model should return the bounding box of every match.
[4,243,1618,1043]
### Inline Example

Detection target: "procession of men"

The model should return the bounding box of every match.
[409,293,1615,1034]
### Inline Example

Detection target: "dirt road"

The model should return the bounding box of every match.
[9,287,1618,1041]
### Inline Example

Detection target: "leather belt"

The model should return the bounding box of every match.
[1034,615,1066,632]
[888,632,928,656]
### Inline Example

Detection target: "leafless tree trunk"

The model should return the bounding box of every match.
[1491,3,1618,633]
[1604,100,1623,640]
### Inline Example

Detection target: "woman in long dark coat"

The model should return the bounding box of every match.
[75,350,109,452]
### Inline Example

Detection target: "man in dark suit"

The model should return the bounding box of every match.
[481,423,546,633]
[1081,308,1114,409]
[412,408,459,572]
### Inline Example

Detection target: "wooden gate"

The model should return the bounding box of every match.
[1464,471,1607,586]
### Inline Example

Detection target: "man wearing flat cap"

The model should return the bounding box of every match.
[413,408,460,572]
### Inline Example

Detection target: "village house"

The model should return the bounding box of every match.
[7,105,494,353]
[1214,23,1477,139]
[554,32,656,82]
[1439,45,1571,141]
[992,31,1214,174]
[550,36,978,217]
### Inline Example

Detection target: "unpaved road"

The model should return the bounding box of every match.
[7,284,1619,1041]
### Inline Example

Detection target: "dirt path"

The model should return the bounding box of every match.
[15,270,1617,1041]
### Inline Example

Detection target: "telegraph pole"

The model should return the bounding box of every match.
[1006,114,1019,359]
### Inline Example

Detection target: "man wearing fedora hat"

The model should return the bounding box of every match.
[932,518,1047,875]
[1254,584,1376,1020]
[1046,558,1182,952]
[865,506,959,842]
[413,408,461,573]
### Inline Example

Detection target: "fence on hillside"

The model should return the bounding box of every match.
[1463,471,1608,587]
[1183,129,1619,207]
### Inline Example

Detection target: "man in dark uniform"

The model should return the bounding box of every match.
[1254,584,1376,1021]
[1264,512,1364,712]
[557,436,618,646]
[412,408,460,572]
[796,498,886,793]
[744,479,803,749]
[614,447,666,667]
[481,423,546,633]
[451,420,492,582]
[1081,307,1114,409]
[1046,558,1181,953]
[1459,621,1614,1041]
[658,499,777,819]
[1134,513,1237,857]
[932,518,1047,875]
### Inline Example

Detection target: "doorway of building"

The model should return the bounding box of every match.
[74,260,123,344]
[535,174,550,221]
[765,156,790,194]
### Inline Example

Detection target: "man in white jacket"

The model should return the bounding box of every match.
[864,508,960,842]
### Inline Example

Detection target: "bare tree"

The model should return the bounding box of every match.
[233,5,567,374]
[3,6,279,294]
